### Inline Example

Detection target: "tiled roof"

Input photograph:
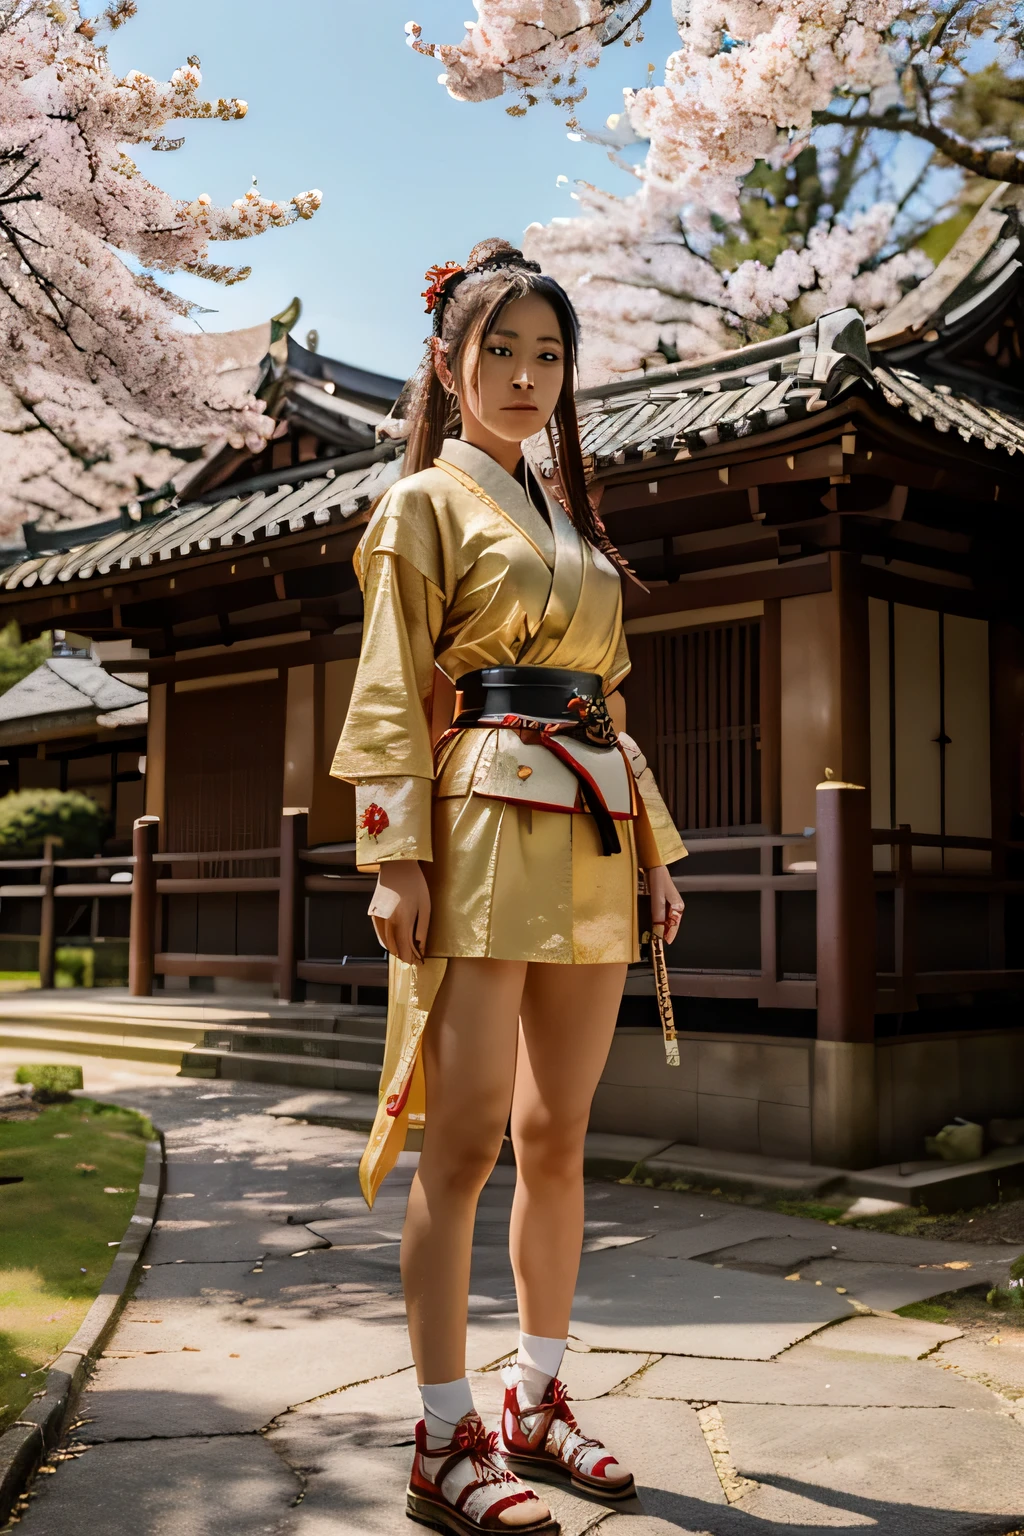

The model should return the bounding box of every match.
[0,448,401,594]
[0,657,146,725]
[568,307,1024,471]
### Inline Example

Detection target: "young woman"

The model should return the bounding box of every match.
[332,238,686,1535]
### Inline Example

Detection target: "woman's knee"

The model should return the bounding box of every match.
[512,1111,588,1180]
[420,1117,507,1195]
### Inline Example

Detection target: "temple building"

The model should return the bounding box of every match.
[0,190,1021,1178]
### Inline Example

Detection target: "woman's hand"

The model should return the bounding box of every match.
[648,864,684,946]
[369,860,431,965]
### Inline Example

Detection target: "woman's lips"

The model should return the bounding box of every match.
[502,404,538,411]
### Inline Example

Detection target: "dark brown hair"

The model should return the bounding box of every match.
[402,238,637,581]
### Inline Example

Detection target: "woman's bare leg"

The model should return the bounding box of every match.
[508,962,627,1338]
[401,956,527,1385]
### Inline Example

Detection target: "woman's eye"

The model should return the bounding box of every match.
[486,345,513,357]
[539,352,561,363]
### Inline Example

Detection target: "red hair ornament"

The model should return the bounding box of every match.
[422,261,463,315]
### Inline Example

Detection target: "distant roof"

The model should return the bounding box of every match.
[869,182,1024,351]
[0,656,147,741]
[552,182,1024,476]
[561,306,1024,475]
[4,191,1021,593]
[0,445,402,595]
[285,336,405,411]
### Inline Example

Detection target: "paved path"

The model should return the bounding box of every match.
[9,1076,1024,1536]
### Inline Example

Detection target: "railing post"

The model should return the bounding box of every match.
[758,841,778,1006]
[129,816,160,997]
[38,836,59,990]
[277,810,307,1003]
[812,780,878,1169]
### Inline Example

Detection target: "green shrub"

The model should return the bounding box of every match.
[0,623,51,698]
[55,946,95,988]
[0,789,107,859]
[92,942,129,986]
[14,1063,83,1101]
[986,1253,1024,1309]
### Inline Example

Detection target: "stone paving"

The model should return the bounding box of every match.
[7,1074,1024,1536]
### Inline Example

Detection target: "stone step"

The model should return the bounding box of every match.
[197,1025,384,1066]
[0,998,386,1031]
[182,1046,380,1092]
[0,1024,192,1068]
[0,1013,208,1047]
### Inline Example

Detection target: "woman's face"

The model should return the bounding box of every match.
[460,291,566,445]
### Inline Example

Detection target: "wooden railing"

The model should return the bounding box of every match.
[664,819,1024,1014]
[0,841,135,987]
[870,826,1024,1012]
[128,812,381,1000]
[2,804,1018,1016]
[663,832,816,1009]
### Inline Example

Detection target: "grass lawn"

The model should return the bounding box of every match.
[625,1171,1024,1247]
[0,1098,153,1432]
[0,971,40,992]
[897,1286,1024,1344]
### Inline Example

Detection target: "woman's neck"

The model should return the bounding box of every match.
[458,422,524,477]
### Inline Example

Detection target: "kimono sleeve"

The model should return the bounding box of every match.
[330,485,446,867]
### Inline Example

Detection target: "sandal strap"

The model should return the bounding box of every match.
[514,1376,585,1440]
[427,1414,544,1528]
[486,1491,538,1521]
[514,1380,608,1473]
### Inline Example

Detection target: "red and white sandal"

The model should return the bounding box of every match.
[501,1377,636,1502]
[407,1411,560,1534]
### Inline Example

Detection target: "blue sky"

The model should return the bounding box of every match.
[101,2,684,381]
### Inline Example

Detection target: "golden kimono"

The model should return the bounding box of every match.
[332,438,685,1205]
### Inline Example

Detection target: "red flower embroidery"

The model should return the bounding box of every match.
[360,802,389,840]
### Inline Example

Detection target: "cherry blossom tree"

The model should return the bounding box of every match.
[406,2,651,119]
[408,2,1022,380]
[0,0,321,534]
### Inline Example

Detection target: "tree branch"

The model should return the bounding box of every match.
[813,107,1024,184]
[896,149,937,214]
[588,268,730,311]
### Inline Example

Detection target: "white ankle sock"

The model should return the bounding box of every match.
[420,1377,474,1451]
[515,1332,566,1408]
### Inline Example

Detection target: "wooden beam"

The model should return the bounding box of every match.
[623,556,831,623]
[296,959,387,987]
[154,953,278,982]
[760,598,782,834]
[155,877,281,894]
[129,816,159,997]
[145,683,166,843]
[859,561,990,619]
[989,621,1024,874]
[277,811,307,1003]
[142,633,361,686]
[601,442,846,514]
[592,395,1013,507]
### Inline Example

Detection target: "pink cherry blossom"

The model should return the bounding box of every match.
[0,0,321,533]
[415,2,931,383]
[406,3,648,117]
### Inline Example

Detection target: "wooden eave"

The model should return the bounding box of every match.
[595,393,1014,511]
[0,513,372,649]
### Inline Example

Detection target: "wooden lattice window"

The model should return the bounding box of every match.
[164,678,286,871]
[625,621,762,831]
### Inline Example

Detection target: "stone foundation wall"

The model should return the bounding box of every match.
[593,1026,1024,1166]
[876,1029,1024,1163]
[591,1029,814,1161]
